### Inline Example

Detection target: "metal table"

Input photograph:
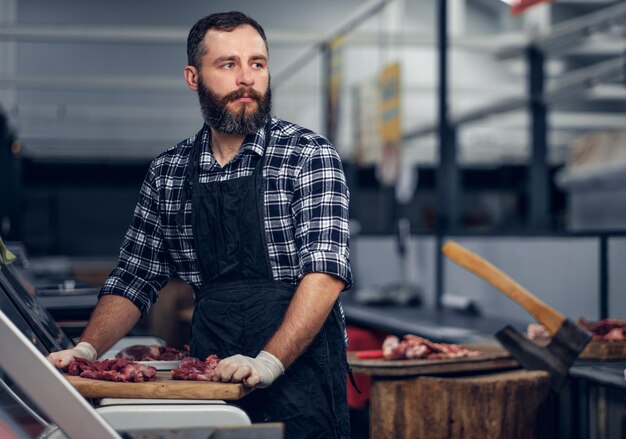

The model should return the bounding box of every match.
[341,293,529,344]
[565,361,626,439]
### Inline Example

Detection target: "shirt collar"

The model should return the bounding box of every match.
[199,116,272,159]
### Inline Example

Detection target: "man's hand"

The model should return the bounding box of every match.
[213,351,284,389]
[47,342,97,370]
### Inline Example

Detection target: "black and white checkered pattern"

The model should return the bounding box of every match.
[99,116,352,323]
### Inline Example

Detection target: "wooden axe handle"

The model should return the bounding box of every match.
[442,240,565,335]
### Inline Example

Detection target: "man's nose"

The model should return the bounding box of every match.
[237,66,254,86]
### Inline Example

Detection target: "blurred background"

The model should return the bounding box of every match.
[1,0,624,321]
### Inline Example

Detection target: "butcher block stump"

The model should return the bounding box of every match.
[370,369,552,439]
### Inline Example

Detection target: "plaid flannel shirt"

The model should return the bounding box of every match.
[99,116,351,333]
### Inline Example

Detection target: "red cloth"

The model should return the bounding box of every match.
[346,326,388,409]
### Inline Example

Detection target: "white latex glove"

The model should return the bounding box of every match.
[214,351,285,389]
[47,342,97,370]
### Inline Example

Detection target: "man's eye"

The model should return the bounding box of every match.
[252,63,265,69]
[223,63,234,69]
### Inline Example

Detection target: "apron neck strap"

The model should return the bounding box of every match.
[176,118,273,231]
[176,125,205,231]
[253,118,273,181]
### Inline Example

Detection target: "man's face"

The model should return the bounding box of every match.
[196,25,271,135]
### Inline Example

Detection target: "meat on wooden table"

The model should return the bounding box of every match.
[115,344,191,361]
[67,358,158,382]
[171,354,220,381]
[528,318,626,342]
[382,335,480,360]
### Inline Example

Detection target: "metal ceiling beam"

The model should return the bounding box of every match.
[0,23,423,46]
[546,56,624,102]
[0,22,535,54]
[0,24,366,46]
[586,84,626,100]
[0,24,188,44]
[0,73,526,93]
[403,56,624,141]
[0,75,185,91]
[560,35,626,57]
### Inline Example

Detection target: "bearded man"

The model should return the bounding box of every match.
[47,11,351,439]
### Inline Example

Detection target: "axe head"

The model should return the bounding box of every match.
[496,320,592,390]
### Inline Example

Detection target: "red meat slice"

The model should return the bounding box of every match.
[115,344,190,361]
[530,318,626,342]
[382,334,479,360]
[68,358,157,382]
[578,318,626,341]
[171,354,220,381]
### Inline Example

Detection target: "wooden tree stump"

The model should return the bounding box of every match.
[370,369,552,439]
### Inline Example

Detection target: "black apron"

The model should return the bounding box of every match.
[186,122,349,439]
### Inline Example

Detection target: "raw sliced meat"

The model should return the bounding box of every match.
[115,344,190,361]
[171,354,220,381]
[159,345,191,361]
[381,334,480,360]
[604,327,625,341]
[578,318,626,341]
[527,323,551,341]
[528,318,626,342]
[68,358,157,382]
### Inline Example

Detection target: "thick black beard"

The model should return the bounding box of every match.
[197,77,272,135]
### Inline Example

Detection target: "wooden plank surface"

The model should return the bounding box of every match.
[579,341,626,360]
[349,343,519,376]
[533,339,626,360]
[65,371,251,400]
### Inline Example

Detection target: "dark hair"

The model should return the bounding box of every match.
[187,11,268,68]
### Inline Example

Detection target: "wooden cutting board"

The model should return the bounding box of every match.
[532,339,626,360]
[349,343,518,377]
[65,371,251,400]
[578,341,626,360]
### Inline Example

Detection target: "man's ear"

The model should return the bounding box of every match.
[184,65,199,92]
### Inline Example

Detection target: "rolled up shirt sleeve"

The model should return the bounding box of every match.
[292,141,352,290]
[99,166,172,317]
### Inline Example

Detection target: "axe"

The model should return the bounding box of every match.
[442,240,592,390]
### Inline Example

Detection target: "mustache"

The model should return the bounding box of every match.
[222,87,263,103]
